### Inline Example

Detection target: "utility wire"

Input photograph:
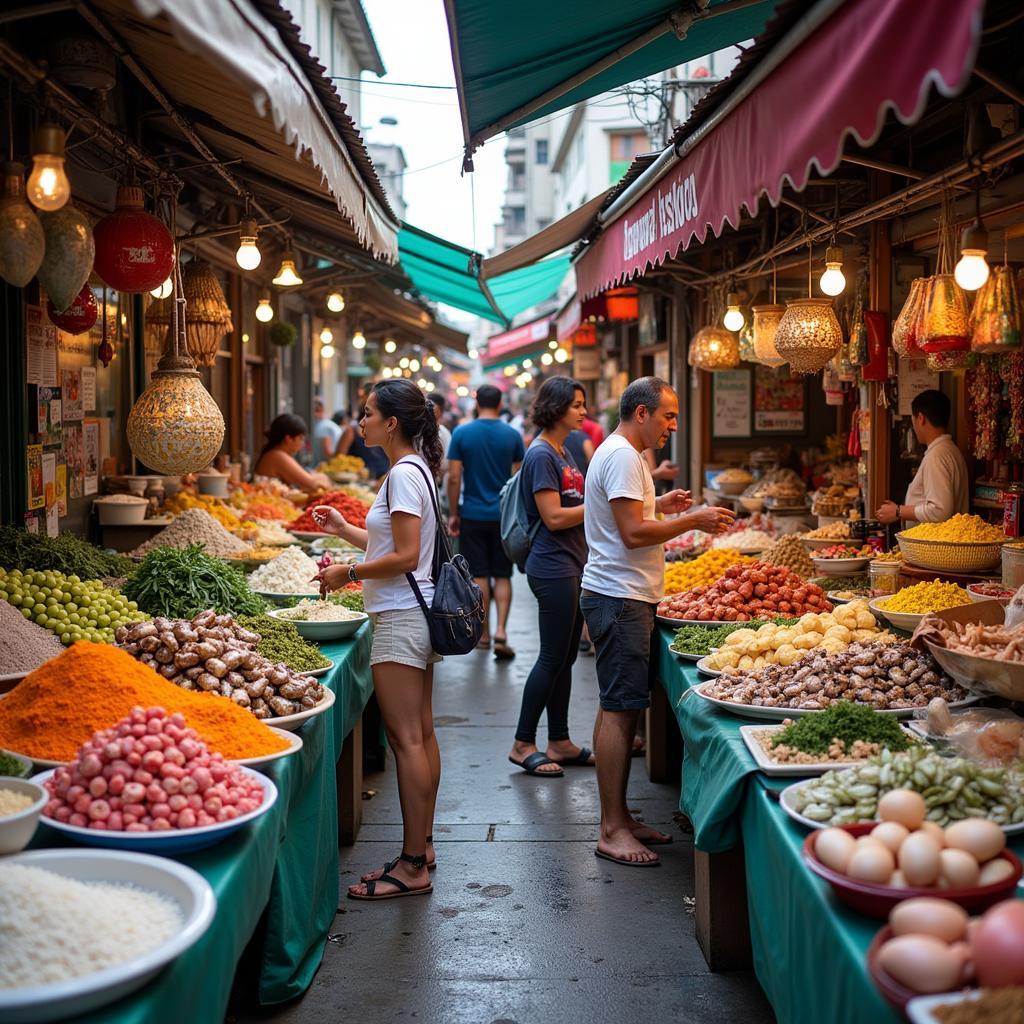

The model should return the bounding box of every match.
[329,75,455,89]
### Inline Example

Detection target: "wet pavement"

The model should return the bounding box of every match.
[236,583,774,1024]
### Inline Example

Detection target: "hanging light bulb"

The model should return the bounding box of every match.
[722,292,745,332]
[234,217,261,270]
[554,347,569,363]
[456,385,469,397]
[321,342,335,359]
[954,222,989,291]
[326,290,345,313]
[352,330,366,349]
[384,338,397,354]
[150,278,173,300]
[468,347,479,359]
[819,245,847,296]
[272,247,303,286]
[399,357,410,368]
[27,124,70,211]
[319,326,333,345]
[255,296,274,323]
[541,352,553,366]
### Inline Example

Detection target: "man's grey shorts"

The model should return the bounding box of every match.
[580,590,656,712]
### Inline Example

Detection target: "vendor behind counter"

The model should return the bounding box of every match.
[254,414,330,494]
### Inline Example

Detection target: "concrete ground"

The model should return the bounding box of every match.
[236,584,774,1024]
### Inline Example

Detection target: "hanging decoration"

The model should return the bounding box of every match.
[97,288,114,367]
[1004,348,1024,460]
[774,243,843,375]
[0,161,45,287]
[891,278,926,358]
[180,258,233,366]
[47,282,97,335]
[919,194,970,354]
[144,292,173,358]
[127,200,225,475]
[752,306,786,367]
[688,288,739,371]
[92,186,174,293]
[925,349,968,373]
[971,264,1021,354]
[967,356,1001,460]
[26,123,70,212]
[37,203,94,311]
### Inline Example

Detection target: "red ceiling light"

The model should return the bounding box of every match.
[93,186,174,293]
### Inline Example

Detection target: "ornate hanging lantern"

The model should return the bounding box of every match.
[773,298,843,375]
[93,186,174,293]
[38,203,94,311]
[47,282,97,334]
[971,265,1021,354]
[128,263,225,473]
[180,258,233,367]
[0,162,45,287]
[144,292,173,358]
[688,325,739,371]
[892,278,926,358]
[919,274,970,353]
[752,304,787,367]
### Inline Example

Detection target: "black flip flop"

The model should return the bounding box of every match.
[508,751,563,777]
[493,640,516,660]
[595,848,661,868]
[551,746,595,767]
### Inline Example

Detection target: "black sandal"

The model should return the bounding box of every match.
[427,834,436,872]
[349,852,433,901]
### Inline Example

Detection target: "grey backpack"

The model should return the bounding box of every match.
[499,468,542,572]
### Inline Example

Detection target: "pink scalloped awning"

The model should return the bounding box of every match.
[575,0,983,299]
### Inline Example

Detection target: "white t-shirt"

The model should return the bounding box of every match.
[581,433,663,603]
[362,455,437,614]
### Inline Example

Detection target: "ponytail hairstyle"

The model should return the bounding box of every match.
[372,379,443,478]
[259,413,308,461]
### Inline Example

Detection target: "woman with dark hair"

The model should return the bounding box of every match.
[313,379,444,901]
[508,376,592,777]
[253,413,330,493]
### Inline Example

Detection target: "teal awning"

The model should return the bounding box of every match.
[398,223,571,325]
[444,0,778,158]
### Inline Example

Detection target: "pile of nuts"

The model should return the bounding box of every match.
[701,641,965,711]
[115,610,325,720]
[761,534,815,577]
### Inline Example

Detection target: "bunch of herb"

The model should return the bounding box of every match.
[670,616,799,657]
[330,590,364,613]
[0,525,135,581]
[769,701,912,755]
[809,574,870,593]
[124,544,266,618]
[236,614,331,673]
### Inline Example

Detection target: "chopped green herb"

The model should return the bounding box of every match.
[670,617,799,657]
[770,701,911,755]
[236,614,331,673]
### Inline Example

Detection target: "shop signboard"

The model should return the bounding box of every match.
[713,371,751,438]
[573,347,601,381]
[754,364,805,432]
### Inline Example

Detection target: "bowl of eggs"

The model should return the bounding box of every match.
[802,788,1021,918]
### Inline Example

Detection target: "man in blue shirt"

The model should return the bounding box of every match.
[447,385,525,659]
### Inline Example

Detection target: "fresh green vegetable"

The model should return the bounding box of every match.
[0,526,135,581]
[0,751,28,777]
[330,590,364,613]
[770,701,911,755]
[809,574,870,593]
[790,745,1024,827]
[670,616,798,656]
[236,614,331,673]
[125,544,266,619]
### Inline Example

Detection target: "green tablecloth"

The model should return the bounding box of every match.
[656,626,1023,1024]
[46,622,375,1024]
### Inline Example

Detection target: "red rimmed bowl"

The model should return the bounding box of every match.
[867,926,920,1012]
[803,823,1022,918]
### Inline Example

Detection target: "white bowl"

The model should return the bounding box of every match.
[94,496,148,525]
[812,555,871,575]
[738,496,764,512]
[0,747,31,776]
[263,684,336,731]
[0,848,215,1024]
[252,589,322,607]
[268,607,368,641]
[0,777,47,854]
[231,727,303,768]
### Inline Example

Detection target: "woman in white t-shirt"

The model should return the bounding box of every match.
[312,379,443,902]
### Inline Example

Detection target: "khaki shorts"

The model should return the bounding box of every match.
[369,607,442,670]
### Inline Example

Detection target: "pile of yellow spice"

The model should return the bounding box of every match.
[663,548,754,596]
[878,579,971,614]
[903,514,1004,544]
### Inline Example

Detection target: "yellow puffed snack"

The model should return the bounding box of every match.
[738,655,756,670]
[725,629,757,646]
[774,644,800,665]
[855,609,876,629]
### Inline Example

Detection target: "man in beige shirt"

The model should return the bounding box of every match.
[876,390,968,525]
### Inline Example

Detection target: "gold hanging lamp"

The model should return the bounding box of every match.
[773,243,842,375]
[752,265,786,367]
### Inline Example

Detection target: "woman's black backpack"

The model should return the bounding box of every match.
[386,459,484,655]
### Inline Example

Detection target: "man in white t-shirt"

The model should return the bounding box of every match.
[311,398,342,462]
[582,377,736,867]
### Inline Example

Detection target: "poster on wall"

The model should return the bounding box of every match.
[81,366,96,412]
[83,420,99,496]
[33,385,63,447]
[62,369,84,420]
[56,463,67,516]
[754,364,805,432]
[898,358,938,416]
[27,444,44,510]
[64,425,83,499]
[26,306,58,387]
[712,371,752,438]
[42,452,56,512]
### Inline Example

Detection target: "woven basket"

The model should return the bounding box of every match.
[896,532,1002,573]
[182,259,233,367]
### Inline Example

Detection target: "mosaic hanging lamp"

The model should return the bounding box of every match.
[688,325,739,371]
[773,246,841,375]
[37,203,94,311]
[0,162,45,287]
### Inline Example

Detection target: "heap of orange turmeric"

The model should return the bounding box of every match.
[0,642,290,761]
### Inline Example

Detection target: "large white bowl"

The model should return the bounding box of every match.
[268,607,368,641]
[0,848,216,1024]
[0,777,46,854]
[31,767,277,853]
[812,555,871,575]
[263,684,336,731]
[252,589,321,607]
[866,595,972,633]
[94,496,148,525]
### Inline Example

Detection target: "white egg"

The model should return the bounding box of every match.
[871,821,909,854]
[977,857,1015,887]
[815,828,856,874]
[878,789,926,830]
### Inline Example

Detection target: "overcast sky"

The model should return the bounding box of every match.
[336,0,506,256]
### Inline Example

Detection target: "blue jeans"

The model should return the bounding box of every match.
[580,591,655,712]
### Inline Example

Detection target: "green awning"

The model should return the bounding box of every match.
[398,223,571,325]
[444,0,778,158]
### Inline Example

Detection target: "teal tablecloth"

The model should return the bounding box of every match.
[47,622,375,1024]
[655,626,1023,1024]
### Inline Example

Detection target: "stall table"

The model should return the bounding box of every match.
[29,622,373,1024]
[654,628,1023,1024]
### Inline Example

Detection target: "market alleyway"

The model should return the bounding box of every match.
[237,586,774,1024]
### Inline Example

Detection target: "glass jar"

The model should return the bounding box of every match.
[869,559,901,597]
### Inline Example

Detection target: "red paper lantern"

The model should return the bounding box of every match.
[92,186,173,292]
[47,283,97,335]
